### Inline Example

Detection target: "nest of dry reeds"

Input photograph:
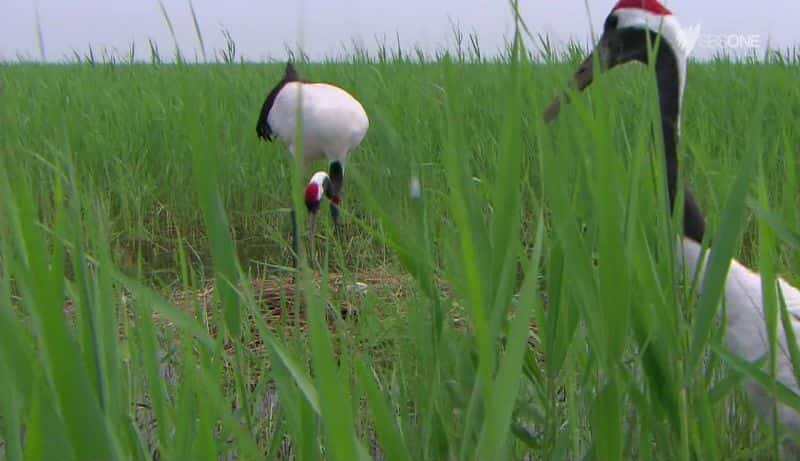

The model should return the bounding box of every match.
[168,267,412,336]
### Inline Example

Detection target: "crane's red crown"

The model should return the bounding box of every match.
[612,0,672,16]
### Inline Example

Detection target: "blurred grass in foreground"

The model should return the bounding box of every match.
[2,7,800,460]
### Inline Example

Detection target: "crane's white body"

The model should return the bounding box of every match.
[256,64,369,259]
[267,81,369,167]
[680,237,800,449]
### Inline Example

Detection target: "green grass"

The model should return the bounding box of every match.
[2,18,800,460]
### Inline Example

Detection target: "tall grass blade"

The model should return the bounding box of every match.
[306,278,361,461]
[356,359,412,461]
[187,0,207,62]
[476,215,545,459]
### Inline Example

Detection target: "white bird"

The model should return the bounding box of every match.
[256,62,369,264]
[544,0,800,455]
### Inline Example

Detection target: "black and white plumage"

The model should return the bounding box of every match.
[544,0,800,454]
[256,62,369,263]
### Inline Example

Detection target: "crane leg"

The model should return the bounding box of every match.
[329,160,344,234]
[290,208,299,270]
[289,154,300,272]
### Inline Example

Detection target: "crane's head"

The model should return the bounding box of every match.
[304,171,339,237]
[544,0,691,122]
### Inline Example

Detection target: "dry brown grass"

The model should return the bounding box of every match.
[168,266,413,337]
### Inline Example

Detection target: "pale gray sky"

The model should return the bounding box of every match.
[1,0,798,62]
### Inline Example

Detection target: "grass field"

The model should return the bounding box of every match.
[2,25,800,460]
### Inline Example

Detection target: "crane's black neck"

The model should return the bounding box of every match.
[653,40,705,243]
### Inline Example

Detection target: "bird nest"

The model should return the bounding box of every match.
[59,265,539,351]
[168,267,412,339]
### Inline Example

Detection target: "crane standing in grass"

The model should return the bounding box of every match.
[256,62,369,267]
[544,0,800,455]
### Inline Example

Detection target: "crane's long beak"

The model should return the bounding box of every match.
[544,35,615,123]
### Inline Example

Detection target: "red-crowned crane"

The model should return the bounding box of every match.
[543,0,800,455]
[256,62,369,266]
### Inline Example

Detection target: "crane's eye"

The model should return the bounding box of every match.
[603,14,619,32]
